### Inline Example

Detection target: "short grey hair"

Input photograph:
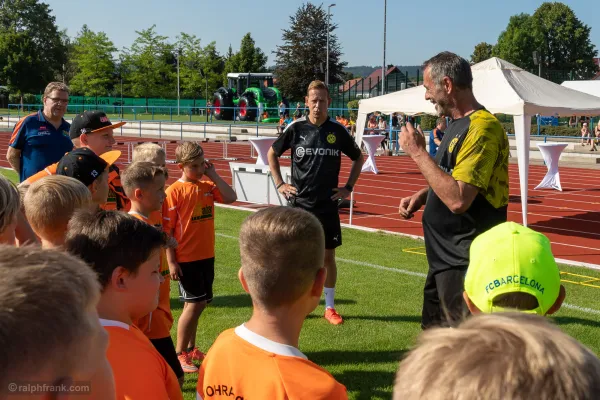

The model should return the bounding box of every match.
[423,52,473,90]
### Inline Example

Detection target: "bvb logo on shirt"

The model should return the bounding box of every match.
[448,137,459,153]
[327,133,336,144]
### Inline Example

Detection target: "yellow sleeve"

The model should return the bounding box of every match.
[451,124,500,191]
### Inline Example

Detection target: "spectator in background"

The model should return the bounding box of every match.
[277,114,293,134]
[294,102,302,119]
[581,122,591,146]
[429,117,446,157]
[278,101,285,117]
[593,123,600,151]
[367,114,378,135]
[378,116,389,150]
[569,115,577,128]
[6,82,73,182]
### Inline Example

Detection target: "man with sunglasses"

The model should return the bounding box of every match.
[6,82,74,182]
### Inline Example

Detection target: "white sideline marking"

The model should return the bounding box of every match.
[215,203,600,270]
[215,233,600,316]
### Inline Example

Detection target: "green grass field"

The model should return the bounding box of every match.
[2,167,600,399]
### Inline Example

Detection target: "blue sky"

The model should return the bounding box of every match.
[47,0,599,66]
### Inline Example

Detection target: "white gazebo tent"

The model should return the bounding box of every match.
[561,80,600,99]
[355,57,600,226]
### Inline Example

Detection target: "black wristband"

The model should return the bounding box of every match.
[344,184,354,193]
[276,182,285,189]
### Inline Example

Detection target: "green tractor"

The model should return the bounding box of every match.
[212,73,288,123]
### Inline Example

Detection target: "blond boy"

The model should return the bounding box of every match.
[132,142,167,166]
[121,161,184,383]
[197,207,348,399]
[0,174,20,245]
[393,312,600,400]
[0,245,115,400]
[24,175,92,248]
[65,209,183,400]
[164,141,237,373]
[463,221,566,316]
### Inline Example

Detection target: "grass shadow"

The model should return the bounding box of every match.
[552,316,600,329]
[306,349,406,366]
[305,350,406,400]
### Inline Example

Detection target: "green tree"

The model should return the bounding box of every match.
[200,42,225,98]
[176,33,205,100]
[274,2,347,100]
[470,42,493,64]
[0,0,66,96]
[493,3,598,81]
[70,25,116,97]
[223,33,268,80]
[176,34,224,101]
[58,29,77,84]
[493,13,538,71]
[125,25,175,100]
[531,2,598,80]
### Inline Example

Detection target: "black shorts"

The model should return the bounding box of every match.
[421,268,469,330]
[178,258,215,303]
[150,337,184,379]
[312,210,342,250]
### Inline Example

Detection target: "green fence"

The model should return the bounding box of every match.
[27,95,208,114]
[329,70,422,110]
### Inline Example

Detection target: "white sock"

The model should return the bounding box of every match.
[324,287,335,309]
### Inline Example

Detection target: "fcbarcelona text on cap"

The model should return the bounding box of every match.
[485,275,545,294]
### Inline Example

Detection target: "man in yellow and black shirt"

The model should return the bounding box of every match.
[399,52,509,329]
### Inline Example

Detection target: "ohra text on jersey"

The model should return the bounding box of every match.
[295,146,340,159]
[204,385,243,399]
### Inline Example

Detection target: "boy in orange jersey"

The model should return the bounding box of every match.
[164,141,237,373]
[23,175,92,249]
[20,110,129,211]
[0,245,116,400]
[197,207,347,399]
[121,161,185,385]
[65,209,183,400]
[132,142,167,167]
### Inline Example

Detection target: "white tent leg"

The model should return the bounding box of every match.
[355,112,368,148]
[513,114,531,226]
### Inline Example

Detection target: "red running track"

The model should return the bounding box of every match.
[2,133,600,267]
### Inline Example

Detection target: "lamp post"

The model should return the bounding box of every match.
[326,3,336,87]
[533,51,541,77]
[382,0,387,95]
[176,48,182,116]
[200,68,209,122]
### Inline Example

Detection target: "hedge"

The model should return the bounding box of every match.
[501,123,583,137]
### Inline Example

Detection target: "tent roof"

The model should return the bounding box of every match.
[358,57,600,117]
[561,80,600,99]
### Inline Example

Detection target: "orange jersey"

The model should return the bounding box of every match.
[100,319,183,400]
[129,210,173,339]
[163,179,223,263]
[24,162,129,211]
[197,325,348,400]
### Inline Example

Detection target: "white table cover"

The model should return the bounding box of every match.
[361,135,385,174]
[249,137,278,165]
[535,143,568,191]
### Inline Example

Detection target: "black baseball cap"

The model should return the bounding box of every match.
[69,111,126,139]
[57,148,121,187]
